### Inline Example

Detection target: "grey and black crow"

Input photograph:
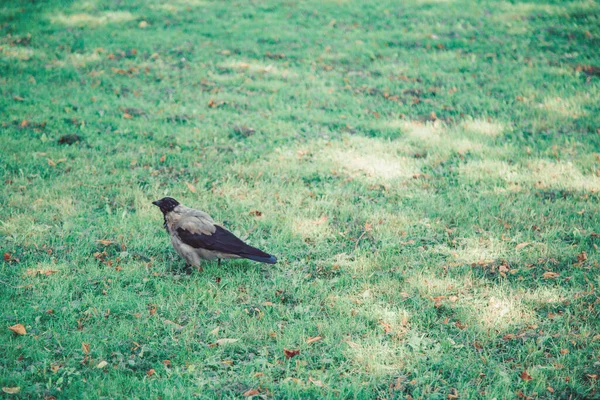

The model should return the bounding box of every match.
[152,197,277,266]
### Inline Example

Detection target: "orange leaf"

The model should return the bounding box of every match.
[306,336,322,344]
[147,368,155,376]
[515,242,530,250]
[284,348,300,359]
[185,182,197,193]
[542,272,560,279]
[123,113,133,119]
[97,239,113,246]
[520,370,533,381]
[8,324,26,335]
[378,320,392,333]
[159,154,166,163]
[243,389,259,397]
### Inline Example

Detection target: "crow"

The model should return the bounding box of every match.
[152,197,277,267]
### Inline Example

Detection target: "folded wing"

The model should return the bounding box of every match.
[176,224,277,264]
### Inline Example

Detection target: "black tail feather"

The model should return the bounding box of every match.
[242,253,277,264]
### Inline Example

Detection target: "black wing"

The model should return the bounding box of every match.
[176,225,277,264]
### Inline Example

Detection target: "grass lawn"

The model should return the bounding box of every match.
[2,0,600,398]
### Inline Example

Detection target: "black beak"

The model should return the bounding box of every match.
[152,200,160,206]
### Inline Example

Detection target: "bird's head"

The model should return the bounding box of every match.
[152,197,180,214]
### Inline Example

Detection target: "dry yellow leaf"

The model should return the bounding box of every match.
[8,324,26,335]
[306,336,323,344]
[185,182,197,193]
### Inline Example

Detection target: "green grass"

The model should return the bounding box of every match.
[1,0,600,398]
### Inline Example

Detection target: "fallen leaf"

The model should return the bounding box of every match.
[147,368,155,376]
[139,21,148,28]
[209,327,220,336]
[47,158,56,167]
[163,319,183,330]
[96,360,108,368]
[3,253,11,261]
[243,389,259,397]
[284,348,300,359]
[312,216,328,225]
[82,342,90,354]
[215,338,239,346]
[123,113,134,119]
[346,341,360,349]
[547,386,554,393]
[253,372,264,377]
[378,320,392,333]
[97,239,113,246]
[542,272,560,279]
[560,349,569,354]
[25,269,58,276]
[185,182,197,193]
[262,301,274,306]
[8,324,26,335]
[2,387,20,394]
[520,370,533,381]
[516,242,530,250]
[306,336,323,344]
[309,377,325,387]
[249,210,263,217]
[587,374,598,380]
[163,360,171,367]
[159,154,166,163]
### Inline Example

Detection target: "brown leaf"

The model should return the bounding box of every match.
[2,387,21,394]
[560,348,569,354]
[185,182,197,193]
[47,158,56,167]
[123,113,133,119]
[13,95,25,102]
[243,389,259,397]
[378,320,392,334]
[542,272,560,279]
[147,368,155,376]
[364,222,373,232]
[97,239,113,246]
[82,342,90,354]
[520,370,533,381]
[284,348,300,359]
[249,210,263,217]
[306,336,323,344]
[3,253,11,261]
[8,324,26,335]
[159,154,166,163]
[96,360,108,368]
[312,216,328,225]
[515,242,530,250]
[163,360,171,367]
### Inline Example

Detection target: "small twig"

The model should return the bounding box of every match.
[353,230,367,252]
